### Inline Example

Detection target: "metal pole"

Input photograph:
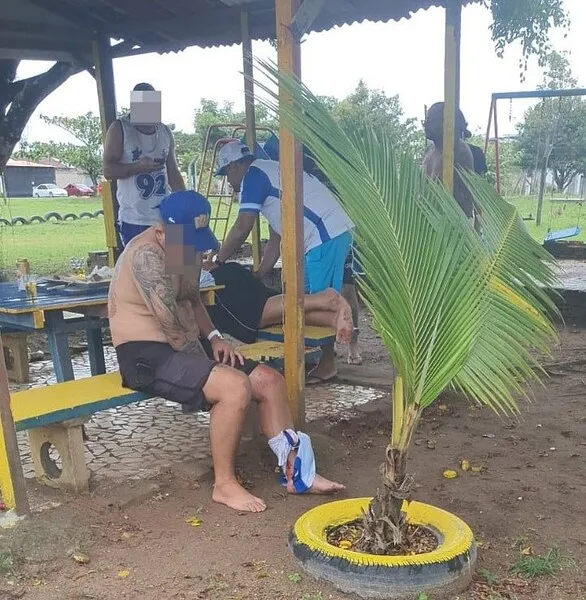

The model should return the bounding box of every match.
[494,101,501,195]
[276,0,305,427]
[241,11,262,271]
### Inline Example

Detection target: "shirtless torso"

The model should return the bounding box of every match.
[108,227,204,352]
[422,139,476,221]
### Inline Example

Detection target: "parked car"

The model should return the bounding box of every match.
[65,183,94,197]
[32,183,68,198]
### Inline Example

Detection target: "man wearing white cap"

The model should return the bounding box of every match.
[214,140,355,382]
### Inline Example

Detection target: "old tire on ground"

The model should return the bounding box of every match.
[44,212,63,221]
[29,215,45,224]
[290,498,476,600]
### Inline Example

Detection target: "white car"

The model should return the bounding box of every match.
[32,183,68,198]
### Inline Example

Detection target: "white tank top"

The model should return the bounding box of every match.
[116,118,172,226]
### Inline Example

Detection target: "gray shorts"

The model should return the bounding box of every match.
[116,340,258,411]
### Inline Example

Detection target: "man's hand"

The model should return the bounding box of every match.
[211,337,245,367]
[137,156,162,173]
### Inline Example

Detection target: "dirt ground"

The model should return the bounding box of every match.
[2,316,586,600]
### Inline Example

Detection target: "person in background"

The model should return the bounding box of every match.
[422,102,477,228]
[202,260,353,346]
[213,140,355,383]
[103,82,185,247]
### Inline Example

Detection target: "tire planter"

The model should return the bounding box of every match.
[290,498,476,600]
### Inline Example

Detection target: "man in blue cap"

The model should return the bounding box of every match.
[108,190,344,513]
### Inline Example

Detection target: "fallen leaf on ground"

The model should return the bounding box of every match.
[460,459,471,471]
[72,553,90,565]
[443,469,458,479]
[118,570,130,579]
[185,517,202,527]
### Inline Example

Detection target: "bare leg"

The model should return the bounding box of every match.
[247,365,345,494]
[203,365,266,513]
[341,283,362,365]
[261,289,352,344]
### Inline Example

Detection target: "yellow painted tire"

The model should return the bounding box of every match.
[290,498,476,600]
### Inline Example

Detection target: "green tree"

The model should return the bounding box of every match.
[489,0,569,76]
[0,60,82,174]
[17,112,103,185]
[517,52,586,222]
[259,58,559,552]
[331,80,426,159]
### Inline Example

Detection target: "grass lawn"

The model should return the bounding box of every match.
[1,194,582,277]
[507,195,586,243]
[0,196,266,276]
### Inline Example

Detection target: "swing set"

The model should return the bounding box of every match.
[485,87,586,243]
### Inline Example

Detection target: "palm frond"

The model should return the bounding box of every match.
[253,58,558,419]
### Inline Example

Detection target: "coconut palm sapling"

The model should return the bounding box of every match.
[254,59,560,554]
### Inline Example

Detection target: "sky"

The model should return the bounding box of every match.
[15,0,586,147]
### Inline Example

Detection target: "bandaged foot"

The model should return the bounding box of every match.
[269,430,345,495]
[212,479,266,513]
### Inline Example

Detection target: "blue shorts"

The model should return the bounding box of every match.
[120,222,150,246]
[304,231,353,294]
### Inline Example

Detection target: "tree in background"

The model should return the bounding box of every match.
[16,112,103,185]
[0,60,84,174]
[331,80,426,159]
[517,52,586,223]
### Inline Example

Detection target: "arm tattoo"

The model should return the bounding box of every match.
[131,244,203,354]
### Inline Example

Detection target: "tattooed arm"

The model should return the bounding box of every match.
[131,244,202,354]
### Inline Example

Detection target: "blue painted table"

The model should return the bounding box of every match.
[0,282,110,382]
[0,282,223,384]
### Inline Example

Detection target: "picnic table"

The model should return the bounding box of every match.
[0,281,223,383]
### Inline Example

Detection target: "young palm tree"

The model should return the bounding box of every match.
[254,60,560,554]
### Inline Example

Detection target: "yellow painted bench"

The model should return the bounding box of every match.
[256,325,336,347]
[4,341,322,501]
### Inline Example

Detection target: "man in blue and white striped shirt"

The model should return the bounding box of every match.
[214,139,355,382]
[215,140,354,294]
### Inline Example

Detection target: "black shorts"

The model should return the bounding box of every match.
[116,339,258,411]
[206,262,279,344]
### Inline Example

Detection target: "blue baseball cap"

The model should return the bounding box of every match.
[158,190,219,252]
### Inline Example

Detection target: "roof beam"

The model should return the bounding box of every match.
[290,0,328,40]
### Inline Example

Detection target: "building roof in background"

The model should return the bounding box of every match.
[6,159,54,169]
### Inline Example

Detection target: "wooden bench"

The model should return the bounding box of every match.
[256,325,336,347]
[6,341,321,497]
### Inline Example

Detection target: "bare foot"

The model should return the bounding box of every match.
[335,298,353,344]
[347,341,362,365]
[213,480,267,512]
[286,473,346,495]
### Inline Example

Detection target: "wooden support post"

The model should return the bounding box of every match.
[276,0,305,427]
[0,335,29,514]
[93,36,119,267]
[241,11,262,271]
[442,0,462,193]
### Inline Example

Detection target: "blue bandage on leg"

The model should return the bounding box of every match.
[268,429,316,493]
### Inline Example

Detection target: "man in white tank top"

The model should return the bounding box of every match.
[103,82,185,246]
